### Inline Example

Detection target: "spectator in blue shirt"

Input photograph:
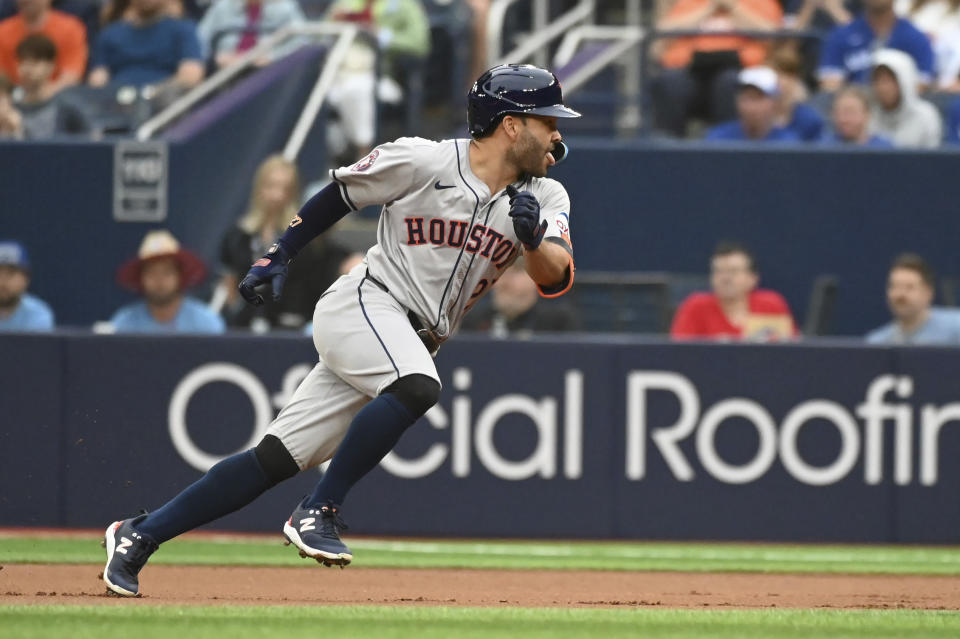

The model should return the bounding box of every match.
[706,67,801,142]
[866,253,960,344]
[0,240,55,332]
[818,0,935,91]
[822,85,895,147]
[110,230,225,334]
[88,0,204,89]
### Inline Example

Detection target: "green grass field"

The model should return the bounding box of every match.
[2,605,960,639]
[3,534,960,638]
[4,535,960,574]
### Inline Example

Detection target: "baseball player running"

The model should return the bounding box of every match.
[101,63,579,597]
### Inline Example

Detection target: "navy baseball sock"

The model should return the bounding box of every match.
[135,450,273,544]
[307,393,415,507]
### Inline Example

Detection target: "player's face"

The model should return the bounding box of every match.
[887,268,933,321]
[508,115,562,178]
[140,257,183,307]
[871,68,901,110]
[710,253,758,303]
[833,94,868,141]
[0,265,28,309]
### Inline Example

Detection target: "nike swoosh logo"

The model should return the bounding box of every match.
[435,182,455,190]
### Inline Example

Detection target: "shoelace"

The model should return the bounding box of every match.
[319,506,349,540]
[124,535,159,570]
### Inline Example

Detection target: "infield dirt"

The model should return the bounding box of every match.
[2,564,960,609]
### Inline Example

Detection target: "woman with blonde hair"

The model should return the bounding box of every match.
[218,154,350,330]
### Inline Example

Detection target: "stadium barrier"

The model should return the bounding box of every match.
[3,332,959,543]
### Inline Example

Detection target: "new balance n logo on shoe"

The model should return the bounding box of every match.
[117,537,133,555]
[299,518,316,532]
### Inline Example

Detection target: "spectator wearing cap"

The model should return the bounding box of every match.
[0,0,87,92]
[110,230,225,334]
[705,67,801,141]
[870,48,941,148]
[0,241,55,332]
[867,253,960,344]
[14,34,89,138]
[671,241,796,341]
[818,0,934,92]
[822,85,895,147]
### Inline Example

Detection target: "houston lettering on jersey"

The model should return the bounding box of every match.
[404,217,517,268]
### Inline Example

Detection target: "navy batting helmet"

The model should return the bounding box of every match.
[467,64,581,139]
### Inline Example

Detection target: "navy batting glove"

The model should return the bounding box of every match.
[506,185,548,250]
[238,242,292,306]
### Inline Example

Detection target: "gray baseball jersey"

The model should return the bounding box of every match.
[267,136,574,470]
[332,137,575,339]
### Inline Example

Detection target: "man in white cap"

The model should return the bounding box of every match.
[705,66,799,142]
[0,240,54,332]
[109,230,225,334]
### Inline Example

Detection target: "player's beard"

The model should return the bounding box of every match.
[507,128,550,180]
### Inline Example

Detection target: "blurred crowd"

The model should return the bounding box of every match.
[3,0,960,145]
[0,0,445,141]
[4,0,960,345]
[650,0,960,146]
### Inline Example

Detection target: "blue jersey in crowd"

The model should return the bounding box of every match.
[93,18,203,87]
[946,98,960,144]
[705,121,800,142]
[787,103,826,142]
[819,17,934,85]
[110,297,225,334]
[0,293,54,332]
[866,307,960,344]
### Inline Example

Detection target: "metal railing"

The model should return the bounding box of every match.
[486,0,596,68]
[553,24,644,94]
[136,21,361,158]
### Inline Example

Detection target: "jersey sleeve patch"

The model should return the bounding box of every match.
[351,149,380,172]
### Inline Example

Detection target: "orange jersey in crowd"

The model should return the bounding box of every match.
[670,289,796,340]
[0,10,87,83]
[660,0,783,69]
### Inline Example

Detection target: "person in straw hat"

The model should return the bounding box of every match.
[109,229,225,334]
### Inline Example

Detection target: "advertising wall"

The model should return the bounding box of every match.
[3,333,959,543]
